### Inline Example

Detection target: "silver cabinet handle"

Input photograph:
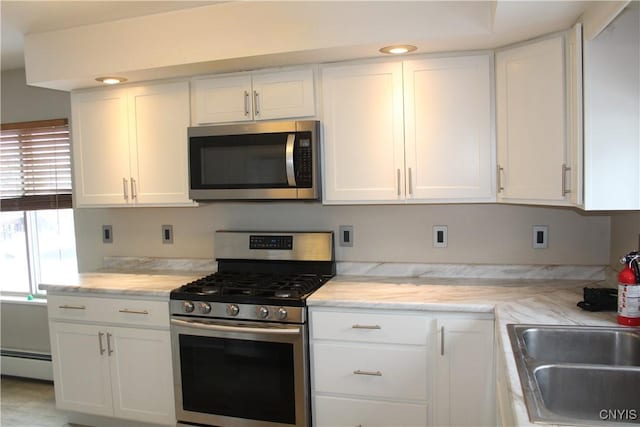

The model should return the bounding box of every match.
[352,324,381,330]
[441,326,445,356]
[285,134,296,187]
[130,178,137,200]
[408,167,413,195]
[123,178,128,200]
[244,90,250,117]
[497,165,504,193]
[562,164,571,196]
[59,304,85,310]
[353,370,382,376]
[98,332,106,355]
[397,169,401,196]
[106,332,113,356]
[118,309,149,315]
[254,90,260,116]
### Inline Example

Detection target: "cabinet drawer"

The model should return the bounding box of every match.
[314,395,427,427]
[311,309,428,345]
[47,295,169,328]
[312,343,427,400]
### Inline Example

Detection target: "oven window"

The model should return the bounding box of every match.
[193,133,289,188]
[179,334,296,424]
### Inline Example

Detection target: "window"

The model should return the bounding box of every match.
[0,119,77,297]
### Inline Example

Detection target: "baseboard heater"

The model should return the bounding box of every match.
[1,349,53,381]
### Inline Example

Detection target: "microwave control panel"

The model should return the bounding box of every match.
[295,134,313,188]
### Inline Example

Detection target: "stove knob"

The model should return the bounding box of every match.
[258,306,269,319]
[182,301,195,313]
[226,304,239,316]
[277,307,288,321]
[198,302,212,314]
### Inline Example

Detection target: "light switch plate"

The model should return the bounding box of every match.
[162,225,173,244]
[433,225,448,248]
[102,225,113,244]
[339,225,354,247]
[532,225,549,249]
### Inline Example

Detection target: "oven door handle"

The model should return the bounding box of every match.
[285,133,297,187]
[171,318,301,335]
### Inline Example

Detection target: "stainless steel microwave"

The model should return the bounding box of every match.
[188,120,320,201]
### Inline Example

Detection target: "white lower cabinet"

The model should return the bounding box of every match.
[315,396,428,427]
[48,294,175,426]
[310,307,495,427]
[433,318,496,427]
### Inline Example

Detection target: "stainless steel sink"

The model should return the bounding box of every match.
[521,326,640,365]
[508,324,640,426]
[535,365,640,421]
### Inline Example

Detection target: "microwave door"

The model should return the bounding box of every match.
[285,134,296,187]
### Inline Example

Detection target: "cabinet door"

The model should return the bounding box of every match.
[321,61,405,203]
[496,36,568,204]
[404,55,494,202]
[128,81,194,206]
[71,89,131,206]
[49,322,113,416]
[434,318,495,427]
[252,69,315,120]
[108,327,176,425]
[191,74,253,124]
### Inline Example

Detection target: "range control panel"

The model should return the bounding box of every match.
[249,235,293,250]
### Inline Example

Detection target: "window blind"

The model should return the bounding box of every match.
[0,119,72,211]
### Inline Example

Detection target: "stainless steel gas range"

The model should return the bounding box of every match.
[170,231,335,427]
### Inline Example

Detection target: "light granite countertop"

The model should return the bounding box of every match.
[38,271,203,297]
[308,275,621,427]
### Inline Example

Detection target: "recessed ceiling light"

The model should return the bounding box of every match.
[95,76,127,85]
[379,45,418,55]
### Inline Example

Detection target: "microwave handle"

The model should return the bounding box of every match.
[285,133,297,187]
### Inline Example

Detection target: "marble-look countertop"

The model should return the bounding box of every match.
[308,275,621,427]
[38,271,203,297]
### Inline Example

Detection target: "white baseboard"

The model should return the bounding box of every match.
[1,353,53,381]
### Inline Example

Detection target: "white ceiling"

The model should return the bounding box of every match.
[0,1,219,71]
[2,0,595,84]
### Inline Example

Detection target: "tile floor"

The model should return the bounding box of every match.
[0,376,80,427]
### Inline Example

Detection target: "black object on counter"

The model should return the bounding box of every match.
[577,287,618,312]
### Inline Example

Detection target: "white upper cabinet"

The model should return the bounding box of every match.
[496,35,573,205]
[583,5,640,210]
[404,55,494,202]
[321,54,494,204]
[72,81,194,207]
[191,68,315,125]
[128,82,192,205]
[321,61,405,203]
[72,89,131,206]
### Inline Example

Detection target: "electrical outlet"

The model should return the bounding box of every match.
[532,225,549,249]
[433,225,448,248]
[102,225,113,244]
[162,225,173,244]
[339,225,354,247]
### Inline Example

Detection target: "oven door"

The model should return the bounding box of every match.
[170,317,309,427]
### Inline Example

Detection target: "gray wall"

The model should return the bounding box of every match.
[610,212,640,268]
[75,203,611,272]
[1,68,71,123]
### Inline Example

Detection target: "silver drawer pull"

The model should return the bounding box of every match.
[59,304,86,310]
[119,309,149,315]
[353,370,382,376]
[352,324,381,330]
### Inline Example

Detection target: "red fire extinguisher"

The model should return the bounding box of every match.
[618,252,640,326]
